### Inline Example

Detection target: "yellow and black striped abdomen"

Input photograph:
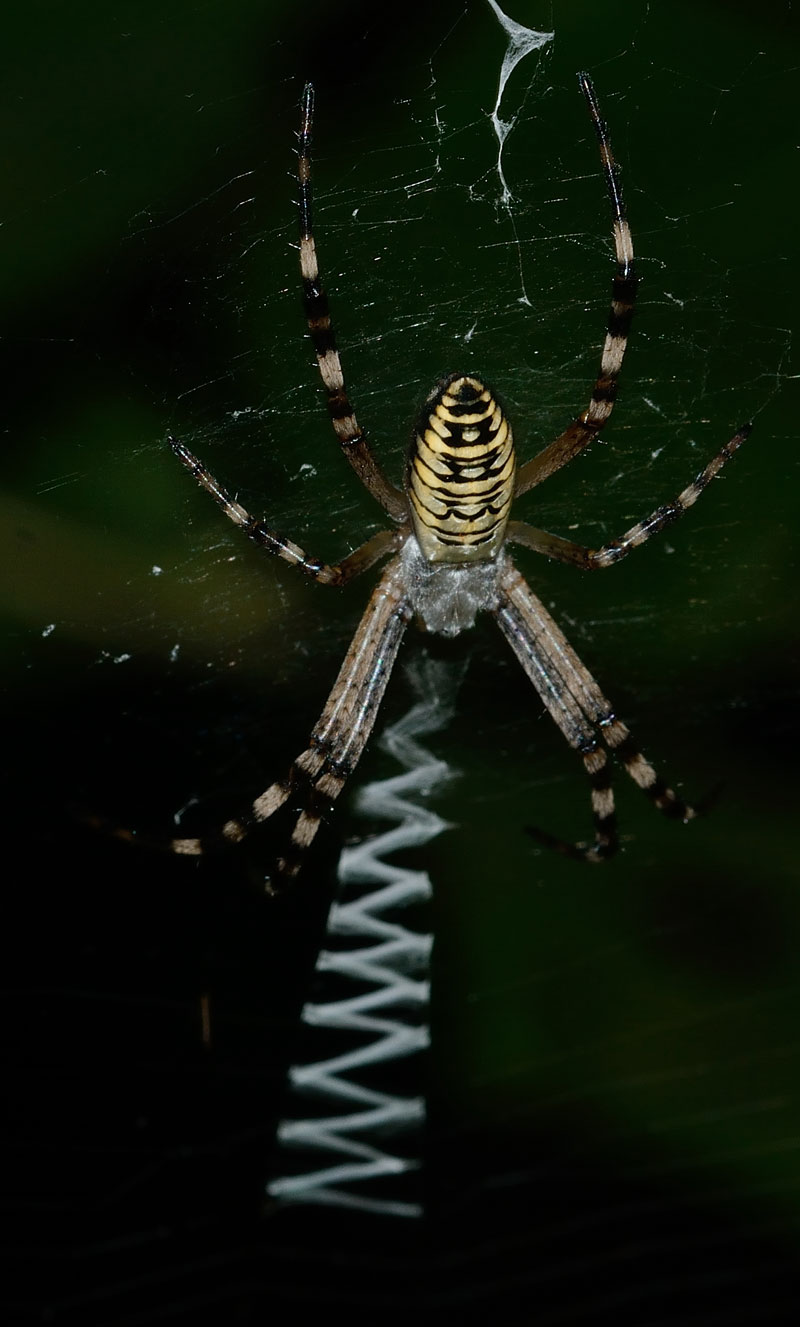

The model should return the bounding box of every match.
[406,375,516,564]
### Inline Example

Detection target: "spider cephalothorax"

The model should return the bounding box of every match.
[165,77,749,889]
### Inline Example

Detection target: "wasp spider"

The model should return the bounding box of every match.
[165,76,749,888]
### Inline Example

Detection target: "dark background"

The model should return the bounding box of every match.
[3,1,799,1322]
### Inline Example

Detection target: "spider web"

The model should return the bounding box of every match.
[4,1,799,1324]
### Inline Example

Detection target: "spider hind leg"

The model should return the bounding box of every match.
[602,716,697,822]
[495,562,700,864]
[527,730,698,865]
[528,741,619,862]
[168,557,411,890]
[219,747,350,892]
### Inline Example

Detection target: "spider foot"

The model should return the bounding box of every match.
[526,821,618,863]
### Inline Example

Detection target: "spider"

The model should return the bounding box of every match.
[164,75,749,889]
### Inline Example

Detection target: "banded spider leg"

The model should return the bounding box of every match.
[499,426,751,858]
[495,563,697,860]
[167,549,411,891]
[515,72,638,496]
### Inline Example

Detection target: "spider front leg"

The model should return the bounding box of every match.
[297,84,406,521]
[515,72,638,498]
[494,562,697,860]
[170,555,412,890]
[507,423,751,569]
[170,436,404,584]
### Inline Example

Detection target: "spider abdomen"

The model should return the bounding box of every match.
[407,374,516,564]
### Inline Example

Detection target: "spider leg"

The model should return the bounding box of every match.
[297,84,407,522]
[508,423,752,567]
[170,555,412,890]
[170,435,405,584]
[515,72,637,498]
[494,568,618,859]
[494,561,696,860]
